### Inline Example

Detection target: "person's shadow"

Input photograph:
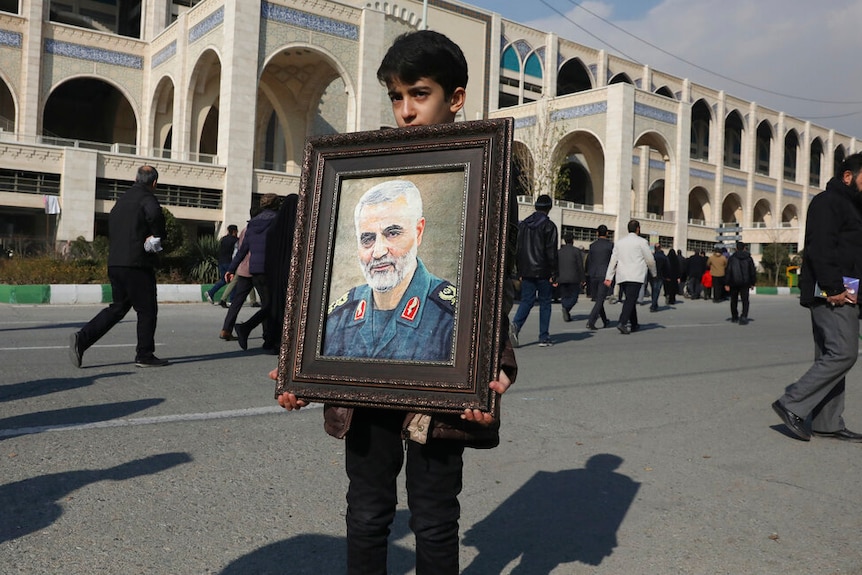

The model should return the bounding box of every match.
[219,509,415,574]
[462,453,640,573]
[0,452,192,543]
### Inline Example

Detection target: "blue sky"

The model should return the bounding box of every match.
[461,0,862,139]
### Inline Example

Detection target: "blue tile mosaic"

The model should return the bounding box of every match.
[513,39,531,61]
[649,159,666,170]
[723,175,747,187]
[262,2,358,41]
[189,5,224,43]
[0,29,22,48]
[754,182,775,193]
[783,189,802,198]
[690,168,715,181]
[152,40,176,68]
[634,102,676,125]
[514,116,537,129]
[45,39,142,69]
[535,46,545,66]
[551,102,607,121]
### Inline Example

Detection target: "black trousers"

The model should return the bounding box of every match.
[587,279,609,326]
[345,408,464,575]
[79,266,158,360]
[221,274,270,344]
[618,281,642,328]
[728,285,750,319]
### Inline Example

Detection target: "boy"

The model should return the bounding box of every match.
[273,30,517,574]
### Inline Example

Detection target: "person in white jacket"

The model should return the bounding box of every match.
[604,219,657,334]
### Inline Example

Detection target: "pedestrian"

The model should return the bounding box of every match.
[707,247,727,302]
[262,193,299,354]
[604,219,656,334]
[69,165,168,368]
[205,224,238,305]
[274,30,517,575]
[557,233,585,322]
[218,221,253,341]
[701,268,713,301]
[772,152,862,443]
[686,250,707,299]
[510,194,559,347]
[586,224,613,330]
[666,248,680,304]
[650,244,667,312]
[225,194,281,350]
[724,241,757,324]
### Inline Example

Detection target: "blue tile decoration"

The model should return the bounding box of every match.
[690,168,715,180]
[632,155,640,165]
[45,39,142,69]
[262,2,358,41]
[754,182,775,193]
[634,102,676,125]
[514,116,537,129]
[189,5,224,43]
[723,175,747,187]
[551,102,607,121]
[783,189,802,198]
[535,46,545,66]
[513,39,531,61]
[649,159,666,170]
[152,40,176,68]
[0,29,22,48]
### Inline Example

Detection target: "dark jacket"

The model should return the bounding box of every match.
[107,182,165,269]
[516,211,558,279]
[653,249,669,280]
[228,208,277,276]
[557,244,585,284]
[799,176,862,306]
[687,253,707,279]
[726,250,757,288]
[217,233,239,266]
[586,237,613,280]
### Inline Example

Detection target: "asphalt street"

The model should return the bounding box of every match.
[2,294,862,574]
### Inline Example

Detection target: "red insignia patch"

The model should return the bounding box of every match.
[401,296,420,321]
[354,300,366,321]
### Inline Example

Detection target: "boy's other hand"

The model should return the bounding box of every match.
[269,367,308,410]
[461,370,512,425]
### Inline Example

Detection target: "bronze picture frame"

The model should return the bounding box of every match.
[276,118,513,414]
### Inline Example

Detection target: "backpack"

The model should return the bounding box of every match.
[728,254,750,286]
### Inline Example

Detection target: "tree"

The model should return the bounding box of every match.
[760,242,790,286]
[512,99,570,201]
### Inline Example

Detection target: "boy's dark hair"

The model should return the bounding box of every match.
[377,30,468,98]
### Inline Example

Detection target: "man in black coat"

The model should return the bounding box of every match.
[69,165,168,368]
[586,224,613,329]
[772,152,862,442]
[724,241,757,324]
[557,233,585,322]
[686,250,707,299]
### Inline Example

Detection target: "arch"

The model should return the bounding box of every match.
[186,48,222,158]
[834,144,847,177]
[647,179,665,216]
[524,52,543,79]
[753,198,772,227]
[512,140,533,197]
[557,57,592,96]
[150,75,175,155]
[688,186,711,223]
[721,192,743,224]
[690,99,711,161]
[724,110,744,169]
[0,72,17,132]
[654,85,675,99]
[44,76,138,146]
[755,120,772,176]
[781,204,799,226]
[810,137,823,187]
[784,129,799,182]
[501,44,520,73]
[609,72,633,85]
[553,130,605,207]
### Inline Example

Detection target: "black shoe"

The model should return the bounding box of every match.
[219,300,228,308]
[602,319,609,328]
[135,356,169,368]
[236,322,250,351]
[630,324,640,332]
[69,332,84,368]
[771,400,810,441]
[561,307,571,322]
[649,306,658,312]
[739,317,749,325]
[250,302,261,308]
[811,428,862,442]
[586,322,598,330]
[617,324,630,335]
[731,317,739,323]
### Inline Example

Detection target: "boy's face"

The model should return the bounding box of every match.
[387,76,465,127]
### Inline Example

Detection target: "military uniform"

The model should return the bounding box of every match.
[324,258,456,361]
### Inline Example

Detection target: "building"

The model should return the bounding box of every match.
[0,0,856,258]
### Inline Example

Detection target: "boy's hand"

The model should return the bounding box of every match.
[269,367,308,410]
[461,370,512,425]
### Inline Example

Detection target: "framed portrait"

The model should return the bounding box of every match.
[276,118,513,414]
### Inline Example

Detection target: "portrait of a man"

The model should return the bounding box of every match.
[323,178,457,361]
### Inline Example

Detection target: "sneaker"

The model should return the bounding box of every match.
[135,356,169,368]
[69,332,83,368]
[509,322,520,348]
[205,292,214,305]
[538,340,554,347]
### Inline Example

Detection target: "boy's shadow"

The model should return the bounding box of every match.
[219,510,415,575]
[462,454,639,574]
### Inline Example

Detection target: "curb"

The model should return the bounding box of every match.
[0,284,215,305]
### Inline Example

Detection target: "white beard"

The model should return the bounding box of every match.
[360,245,418,293]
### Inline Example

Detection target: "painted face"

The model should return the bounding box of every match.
[386,77,465,127]
[356,196,426,292]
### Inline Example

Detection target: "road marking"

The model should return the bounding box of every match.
[0,404,322,438]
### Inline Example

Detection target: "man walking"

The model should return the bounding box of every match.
[724,241,757,324]
[604,219,656,334]
[205,224,238,305]
[772,153,862,442]
[650,244,668,312]
[69,165,168,368]
[557,233,585,322]
[586,224,613,330]
[511,194,558,347]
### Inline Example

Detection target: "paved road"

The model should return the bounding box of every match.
[2,295,862,574]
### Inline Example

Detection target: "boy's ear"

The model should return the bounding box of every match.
[448,87,466,114]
